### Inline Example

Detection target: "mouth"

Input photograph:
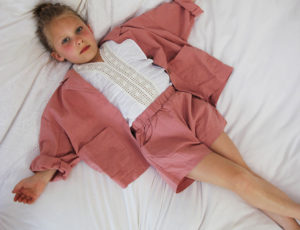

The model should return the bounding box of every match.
[80,45,90,54]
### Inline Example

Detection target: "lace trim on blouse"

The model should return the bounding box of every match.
[75,42,161,107]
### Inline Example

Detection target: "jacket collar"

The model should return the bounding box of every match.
[61,67,102,93]
[63,66,76,81]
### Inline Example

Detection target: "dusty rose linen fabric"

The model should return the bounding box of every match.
[30,0,233,191]
[30,70,149,188]
[100,0,233,106]
[132,86,226,193]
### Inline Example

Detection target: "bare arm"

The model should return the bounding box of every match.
[12,169,56,204]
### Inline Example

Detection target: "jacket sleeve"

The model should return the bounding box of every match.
[30,116,80,181]
[101,0,232,106]
[168,45,233,106]
[124,0,203,41]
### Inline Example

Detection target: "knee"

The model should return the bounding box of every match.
[231,169,257,195]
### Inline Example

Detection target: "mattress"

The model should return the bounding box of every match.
[0,0,299,229]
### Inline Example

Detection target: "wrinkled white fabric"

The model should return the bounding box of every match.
[1,0,300,229]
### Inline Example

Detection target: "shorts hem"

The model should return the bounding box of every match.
[172,148,211,193]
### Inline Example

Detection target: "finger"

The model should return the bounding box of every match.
[25,197,33,204]
[17,195,24,203]
[12,185,18,193]
[12,184,23,194]
[16,196,23,203]
[19,194,27,203]
[26,197,35,205]
[23,188,39,200]
[17,193,26,202]
[14,192,22,202]
[23,193,35,204]
[27,198,35,204]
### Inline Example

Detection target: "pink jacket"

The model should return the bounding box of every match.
[30,0,233,188]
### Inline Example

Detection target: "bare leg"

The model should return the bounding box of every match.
[187,151,300,224]
[209,132,300,229]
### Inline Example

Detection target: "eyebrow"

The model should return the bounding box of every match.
[60,24,83,39]
[51,17,83,44]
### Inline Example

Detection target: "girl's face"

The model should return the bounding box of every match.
[46,13,101,64]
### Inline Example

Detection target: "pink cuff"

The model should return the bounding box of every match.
[174,0,204,16]
[30,155,80,181]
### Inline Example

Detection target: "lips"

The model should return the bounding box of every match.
[80,45,90,54]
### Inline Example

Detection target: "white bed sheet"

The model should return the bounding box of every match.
[0,0,299,229]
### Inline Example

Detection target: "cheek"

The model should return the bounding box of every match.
[83,30,95,40]
[62,44,75,54]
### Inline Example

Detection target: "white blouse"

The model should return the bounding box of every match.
[73,39,171,126]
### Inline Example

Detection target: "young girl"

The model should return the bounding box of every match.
[12,1,300,229]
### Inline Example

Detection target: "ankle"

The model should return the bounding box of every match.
[281,218,300,230]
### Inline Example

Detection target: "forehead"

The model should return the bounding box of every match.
[46,13,85,42]
[49,13,84,31]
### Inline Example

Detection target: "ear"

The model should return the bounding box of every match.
[51,51,65,62]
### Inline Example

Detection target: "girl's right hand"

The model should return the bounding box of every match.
[12,169,56,204]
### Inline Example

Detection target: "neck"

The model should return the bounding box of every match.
[89,49,104,63]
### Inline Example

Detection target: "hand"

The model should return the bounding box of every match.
[12,170,55,204]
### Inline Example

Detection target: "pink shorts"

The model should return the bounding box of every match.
[131,86,226,193]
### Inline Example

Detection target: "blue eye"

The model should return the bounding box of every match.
[76,26,83,33]
[62,37,70,44]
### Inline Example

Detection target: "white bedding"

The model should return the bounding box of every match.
[0,0,299,229]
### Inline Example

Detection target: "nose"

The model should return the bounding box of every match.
[75,36,83,46]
